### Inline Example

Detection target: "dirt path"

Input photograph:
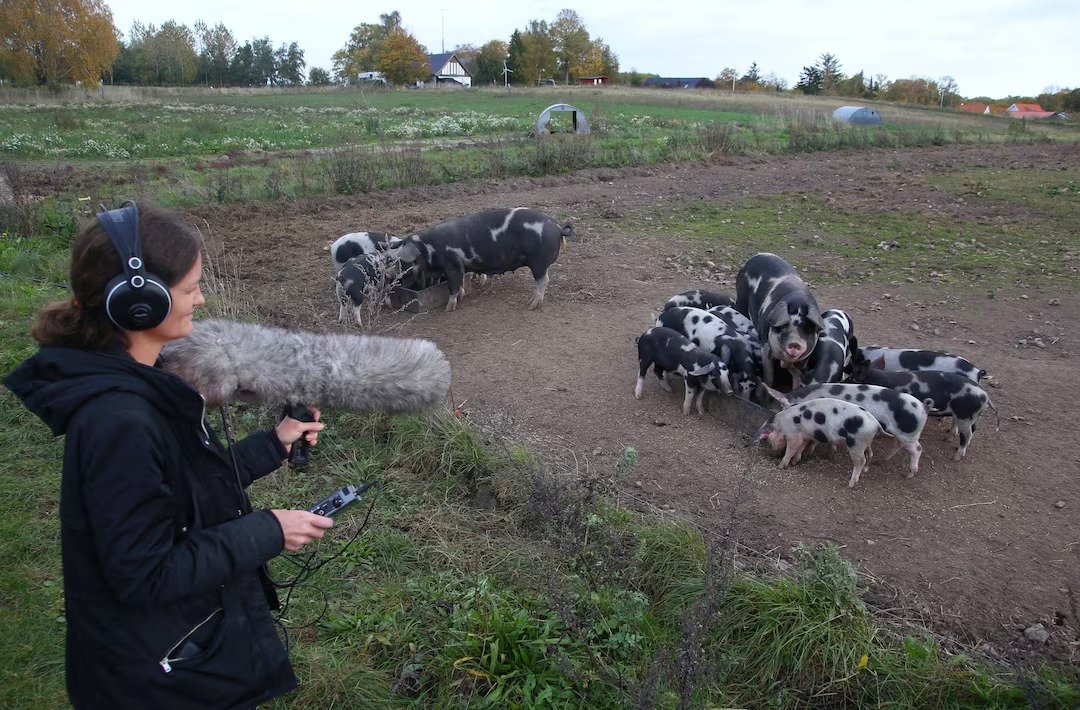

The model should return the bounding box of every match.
[185,141,1078,659]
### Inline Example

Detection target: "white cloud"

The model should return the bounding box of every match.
[103,0,1080,98]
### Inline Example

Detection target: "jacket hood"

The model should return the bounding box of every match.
[4,345,203,436]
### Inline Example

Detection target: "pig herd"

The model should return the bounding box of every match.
[328,208,999,490]
[638,252,999,488]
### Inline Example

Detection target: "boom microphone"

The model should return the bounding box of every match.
[160,319,452,414]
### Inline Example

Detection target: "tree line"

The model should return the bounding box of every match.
[0,0,1076,113]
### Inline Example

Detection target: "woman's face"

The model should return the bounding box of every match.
[150,253,205,342]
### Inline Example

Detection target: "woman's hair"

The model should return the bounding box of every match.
[31,201,204,350]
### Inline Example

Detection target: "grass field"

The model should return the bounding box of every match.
[2,86,1080,708]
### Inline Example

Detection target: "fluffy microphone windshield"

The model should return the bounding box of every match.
[160,319,451,412]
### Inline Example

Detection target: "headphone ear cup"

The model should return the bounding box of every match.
[104,272,172,331]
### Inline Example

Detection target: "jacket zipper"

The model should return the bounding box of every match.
[159,607,223,673]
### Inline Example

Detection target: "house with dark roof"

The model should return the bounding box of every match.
[427,52,472,87]
[642,76,713,89]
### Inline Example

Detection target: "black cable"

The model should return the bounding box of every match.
[214,403,384,630]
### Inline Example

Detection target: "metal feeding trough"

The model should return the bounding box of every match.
[388,277,451,313]
[707,392,776,439]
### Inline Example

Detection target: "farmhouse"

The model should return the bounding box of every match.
[957,103,992,114]
[1005,103,1056,119]
[427,53,472,87]
[578,75,609,86]
[643,76,712,89]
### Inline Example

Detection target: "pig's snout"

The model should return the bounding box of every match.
[784,342,805,360]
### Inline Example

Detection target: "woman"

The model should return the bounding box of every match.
[5,201,331,709]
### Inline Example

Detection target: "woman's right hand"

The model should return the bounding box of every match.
[271,510,334,551]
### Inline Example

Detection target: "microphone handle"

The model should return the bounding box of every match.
[283,402,316,468]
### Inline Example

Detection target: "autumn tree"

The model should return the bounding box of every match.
[550,9,590,83]
[475,40,509,86]
[308,67,331,85]
[519,20,557,86]
[0,0,119,87]
[332,11,403,83]
[377,31,428,85]
[739,62,761,89]
[716,67,737,90]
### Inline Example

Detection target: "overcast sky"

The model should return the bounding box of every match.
[103,0,1078,99]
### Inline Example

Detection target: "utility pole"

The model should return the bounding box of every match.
[440,9,446,53]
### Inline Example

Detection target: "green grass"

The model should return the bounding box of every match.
[638,168,1080,288]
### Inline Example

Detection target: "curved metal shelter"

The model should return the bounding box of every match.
[534,103,591,136]
[832,106,882,126]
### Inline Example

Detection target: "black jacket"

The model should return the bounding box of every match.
[5,344,298,710]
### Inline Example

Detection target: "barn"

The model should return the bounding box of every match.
[832,106,882,126]
[427,53,472,87]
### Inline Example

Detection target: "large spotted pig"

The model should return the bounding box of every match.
[635,326,734,415]
[735,253,825,389]
[662,289,735,312]
[797,309,856,386]
[849,352,998,461]
[654,306,761,397]
[761,381,930,477]
[859,346,987,383]
[750,398,885,488]
[386,207,572,312]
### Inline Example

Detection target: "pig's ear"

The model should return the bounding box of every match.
[765,301,790,327]
[747,418,774,446]
[688,362,714,377]
[807,307,826,333]
[720,342,732,363]
[872,356,886,369]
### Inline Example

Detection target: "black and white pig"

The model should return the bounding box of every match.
[750,398,886,488]
[735,253,825,389]
[335,254,384,327]
[662,289,735,312]
[330,231,399,271]
[848,352,998,461]
[859,346,987,383]
[386,207,572,312]
[654,306,761,397]
[796,309,856,386]
[635,326,734,415]
[760,382,930,478]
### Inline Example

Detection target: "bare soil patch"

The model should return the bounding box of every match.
[176,142,1078,661]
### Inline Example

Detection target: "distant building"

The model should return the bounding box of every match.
[354,71,386,85]
[427,52,472,87]
[578,75,609,86]
[832,106,882,126]
[642,76,713,89]
[1005,103,1056,119]
[957,103,992,114]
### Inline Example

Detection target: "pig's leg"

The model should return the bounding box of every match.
[443,263,466,312]
[793,441,815,465]
[682,381,697,416]
[528,269,550,310]
[881,436,903,460]
[657,368,673,392]
[634,360,651,399]
[352,305,364,328]
[848,448,867,488]
[954,418,975,460]
[762,357,775,388]
[779,435,806,469]
[694,388,707,416]
[903,440,922,478]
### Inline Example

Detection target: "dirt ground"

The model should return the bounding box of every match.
[94,142,1080,661]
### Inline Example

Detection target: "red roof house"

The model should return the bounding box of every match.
[1005,103,1056,119]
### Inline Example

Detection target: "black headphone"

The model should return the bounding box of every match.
[97,200,172,331]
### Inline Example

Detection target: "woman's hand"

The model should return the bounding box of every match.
[271,509,334,551]
[275,406,325,450]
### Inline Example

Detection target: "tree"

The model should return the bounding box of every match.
[550,9,590,83]
[275,41,306,85]
[796,65,823,94]
[475,39,508,85]
[506,30,526,84]
[377,31,428,85]
[519,20,556,87]
[152,21,198,85]
[717,67,737,90]
[937,75,958,107]
[308,66,331,85]
[0,0,119,87]
[332,12,405,84]
[194,21,237,86]
[739,61,761,89]
[818,52,844,93]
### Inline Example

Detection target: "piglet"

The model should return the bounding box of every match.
[635,326,733,415]
[849,352,999,460]
[750,398,886,488]
[662,289,735,312]
[336,254,385,327]
[859,346,986,383]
